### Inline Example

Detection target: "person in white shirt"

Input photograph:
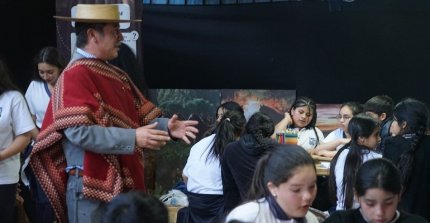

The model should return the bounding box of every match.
[183,110,246,223]
[314,102,363,158]
[329,113,382,211]
[0,59,35,223]
[226,144,319,223]
[24,46,66,223]
[25,46,66,137]
[272,96,324,152]
[325,158,428,223]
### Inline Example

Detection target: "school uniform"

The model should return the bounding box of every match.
[383,135,430,221]
[334,148,382,210]
[324,209,428,223]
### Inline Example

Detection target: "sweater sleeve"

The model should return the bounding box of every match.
[221,145,242,213]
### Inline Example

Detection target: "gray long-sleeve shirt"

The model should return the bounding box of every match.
[63,116,168,168]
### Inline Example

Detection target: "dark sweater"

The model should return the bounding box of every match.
[221,134,274,213]
[383,135,430,221]
[324,209,428,223]
[378,117,393,153]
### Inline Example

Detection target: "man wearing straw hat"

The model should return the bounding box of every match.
[30,4,199,223]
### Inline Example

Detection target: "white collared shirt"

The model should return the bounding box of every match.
[76,48,96,58]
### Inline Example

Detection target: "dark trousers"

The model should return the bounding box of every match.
[0,183,17,223]
[183,192,224,223]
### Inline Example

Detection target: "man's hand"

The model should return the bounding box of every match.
[168,114,199,144]
[136,122,171,150]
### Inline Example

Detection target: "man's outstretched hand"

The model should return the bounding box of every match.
[168,114,199,144]
[135,122,171,150]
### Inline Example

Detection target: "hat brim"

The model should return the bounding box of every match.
[54,16,142,23]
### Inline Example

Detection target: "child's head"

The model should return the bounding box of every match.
[216,101,243,123]
[337,102,363,133]
[217,110,246,137]
[363,95,394,122]
[348,113,381,150]
[390,98,428,136]
[211,110,246,161]
[355,158,402,223]
[290,96,317,129]
[250,144,317,218]
[33,46,66,84]
[245,112,275,143]
[102,191,168,223]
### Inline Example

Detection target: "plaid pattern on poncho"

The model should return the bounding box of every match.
[30,58,161,223]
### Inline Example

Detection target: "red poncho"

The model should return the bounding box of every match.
[30,58,162,223]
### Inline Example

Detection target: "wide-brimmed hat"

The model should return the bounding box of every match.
[54,4,141,23]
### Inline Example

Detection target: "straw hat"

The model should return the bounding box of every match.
[54,4,141,23]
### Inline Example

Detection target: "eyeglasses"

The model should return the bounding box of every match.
[336,115,352,120]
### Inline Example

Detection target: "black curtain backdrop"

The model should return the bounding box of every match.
[141,0,430,105]
[0,0,56,92]
[1,0,430,106]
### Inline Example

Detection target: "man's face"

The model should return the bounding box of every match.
[93,23,123,60]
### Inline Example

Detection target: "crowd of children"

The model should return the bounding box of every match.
[1,43,429,223]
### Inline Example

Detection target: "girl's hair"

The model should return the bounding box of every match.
[393,98,429,187]
[0,58,20,95]
[215,101,244,119]
[205,101,244,137]
[355,158,402,197]
[289,96,320,147]
[33,46,66,82]
[329,113,380,209]
[102,191,168,223]
[245,112,275,146]
[247,144,316,200]
[207,110,246,163]
[363,95,395,118]
[290,96,318,129]
[341,101,363,117]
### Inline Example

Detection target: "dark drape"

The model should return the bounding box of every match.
[141,0,430,104]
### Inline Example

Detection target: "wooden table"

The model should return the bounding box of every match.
[312,154,332,162]
[312,155,332,176]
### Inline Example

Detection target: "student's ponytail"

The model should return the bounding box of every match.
[206,110,246,163]
[393,98,428,188]
[330,113,379,209]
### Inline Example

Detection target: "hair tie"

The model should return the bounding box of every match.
[225,118,230,122]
